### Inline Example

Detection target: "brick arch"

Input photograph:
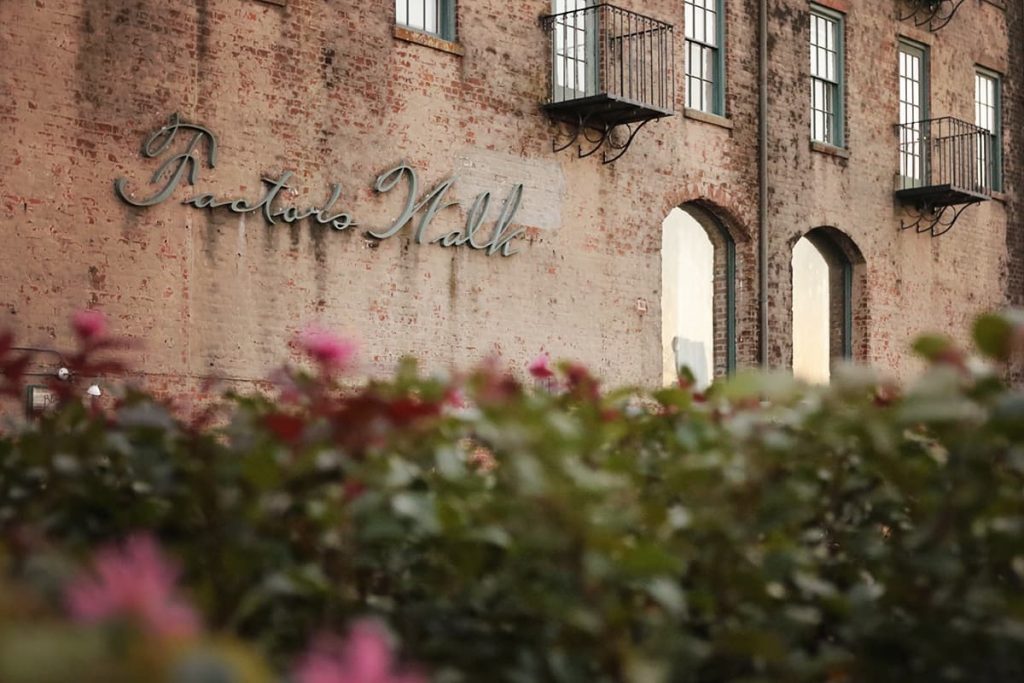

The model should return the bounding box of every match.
[791,225,866,266]
[683,198,753,245]
[661,188,754,246]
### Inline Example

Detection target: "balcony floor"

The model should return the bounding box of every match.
[894,183,991,207]
[543,94,674,129]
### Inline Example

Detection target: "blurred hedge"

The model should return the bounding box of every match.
[2,312,1024,682]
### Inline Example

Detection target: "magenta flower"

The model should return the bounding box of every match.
[66,535,199,638]
[71,309,108,343]
[295,621,425,683]
[298,326,358,371]
[527,352,554,380]
[444,386,468,409]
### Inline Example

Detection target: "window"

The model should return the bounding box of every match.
[975,69,1002,191]
[661,206,736,388]
[551,0,597,102]
[809,6,843,146]
[685,0,725,115]
[898,40,928,187]
[396,0,455,41]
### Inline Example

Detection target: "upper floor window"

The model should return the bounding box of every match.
[685,0,725,115]
[551,0,597,101]
[396,0,455,41]
[975,69,1002,192]
[898,40,928,186]
[809,6,844,146]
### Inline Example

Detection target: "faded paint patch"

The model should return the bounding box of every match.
[455,149,565,231]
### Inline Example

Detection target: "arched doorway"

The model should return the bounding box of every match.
[791,227,865,383]
[661,205,736,388]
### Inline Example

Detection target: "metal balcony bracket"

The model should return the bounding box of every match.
[578,121,609,159]
[552,116,586,154]
[899,200,979,237]
[551,117,654,165]
[898,0,966,32]
[601,119,653,164]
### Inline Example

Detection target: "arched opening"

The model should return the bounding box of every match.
[661,205,736,388]
[791,227,865,383]
[792,238,832,383]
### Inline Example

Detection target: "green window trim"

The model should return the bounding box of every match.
[443,0,456,41]
[396,0,456,41]
[684,0,726,116]
[725,235,737,373]
[809,4,844,147]
[975,67,1003,192]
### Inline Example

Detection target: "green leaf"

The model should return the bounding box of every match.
[912,333,956,362]
[974,310,1024,361]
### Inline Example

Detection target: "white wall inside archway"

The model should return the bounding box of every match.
[792,237,831,384]
[661,207,715,388]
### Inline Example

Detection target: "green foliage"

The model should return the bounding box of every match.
[2,311,1024,681]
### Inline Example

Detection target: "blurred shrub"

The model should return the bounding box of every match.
[1,312,1024,682]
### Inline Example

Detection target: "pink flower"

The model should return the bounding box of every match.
[71,309,108,342]
[298,326,358,371]
[444,386,468,409]
[527,352,554,380]
[66,535,199,638]
[296,621,425,683]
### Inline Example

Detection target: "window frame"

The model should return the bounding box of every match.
[975,67,1003,192]
[684,0,726,116]
[724,233,737,373]
[897,39,930,187]
[808,5,845,147]
[395,0,456,42]
[550,0,599,102]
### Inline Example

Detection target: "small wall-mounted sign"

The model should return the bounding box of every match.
[115,114,527,257]
[25,385,57,417]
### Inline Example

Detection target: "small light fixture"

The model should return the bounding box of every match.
[86,384,102,397]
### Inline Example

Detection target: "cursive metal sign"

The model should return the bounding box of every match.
[114,114,526,257]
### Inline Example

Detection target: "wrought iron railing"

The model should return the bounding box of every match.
[895,116,995,199]
[542,4,674,115]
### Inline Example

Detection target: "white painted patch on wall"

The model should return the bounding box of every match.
[456,149,565,231]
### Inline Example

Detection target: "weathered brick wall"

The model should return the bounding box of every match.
[0,0,761,395]
[766,0,1014,381]
[0,0,1016,404]
[1005,0,1024,381]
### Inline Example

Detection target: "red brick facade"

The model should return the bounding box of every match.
[0,0,1019,400]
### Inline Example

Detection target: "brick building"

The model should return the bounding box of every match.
[0,0,1019,401]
